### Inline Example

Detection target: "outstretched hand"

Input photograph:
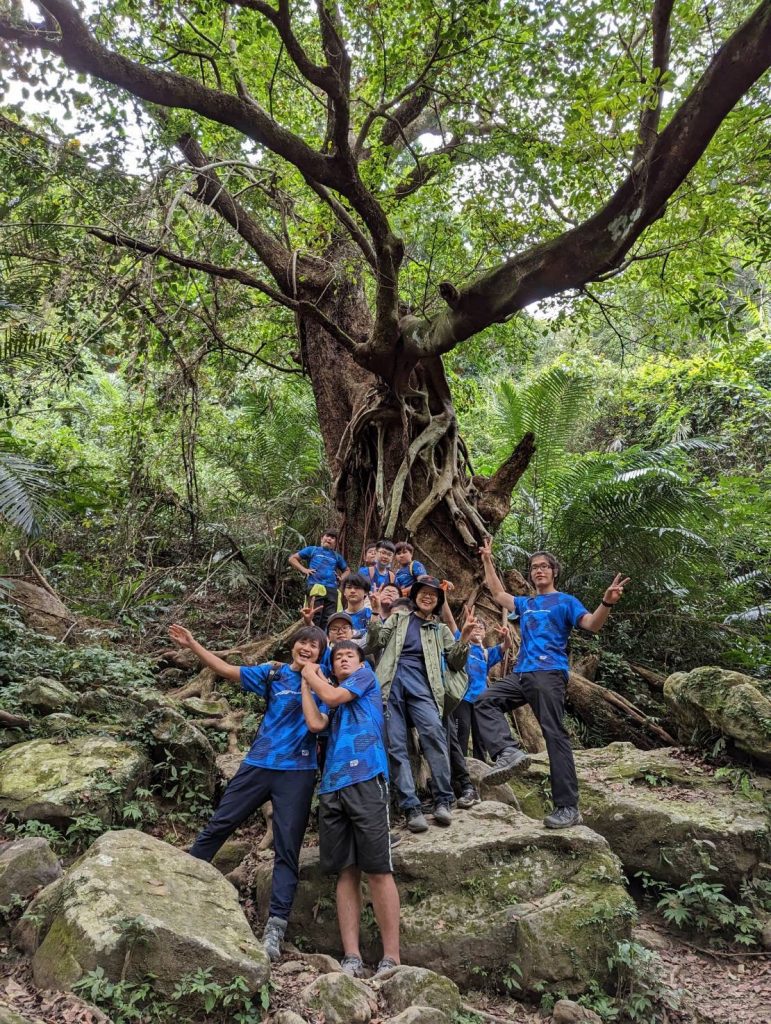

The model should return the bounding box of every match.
[603,574,631,606]
[169,623,195,649]
[459,605,479,642]
[478,537,493,561]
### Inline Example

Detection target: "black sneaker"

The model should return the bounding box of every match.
[484,747,530,786]
[405,807,429,833]
[389,831,402,848]
[433,802,452,826]
[261,915,287,962]
[456,785,480,809]
[544,806,583,829]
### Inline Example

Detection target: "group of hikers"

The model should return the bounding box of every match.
[169,531,628,978]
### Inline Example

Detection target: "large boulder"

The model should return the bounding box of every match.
[663,667,771,765]
[379,966,461,1016]
[13,829,269,994]
[256,802,634,995]
[17,677,75,714]
[0,737,150,826]
[301,973,375,1024]
[507,743,770,890]
[0,838,61,907]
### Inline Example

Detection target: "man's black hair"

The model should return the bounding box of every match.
[321,528,339,539]
[331,640,365,663]
[391,597,414,611]
[528,550,561,580]
[394,541,413,554]
[376,539,396,553]
[289,625,328,655]
[343,572,372,594]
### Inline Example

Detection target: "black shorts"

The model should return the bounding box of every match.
[319,774,392,876]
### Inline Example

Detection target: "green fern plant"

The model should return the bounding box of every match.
[0,442,58,538]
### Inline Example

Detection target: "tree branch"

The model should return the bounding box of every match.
[633,0,675,164]
[422,0,771,357]
[302,176,378,270]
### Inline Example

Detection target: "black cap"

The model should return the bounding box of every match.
[326,611,354,629]
[409,576,446,613]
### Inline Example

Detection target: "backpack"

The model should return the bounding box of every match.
[368,565,395,586]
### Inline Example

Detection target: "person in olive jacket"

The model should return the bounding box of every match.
[367,577,477,832]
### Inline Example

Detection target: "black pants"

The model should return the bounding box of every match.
[314,587,339,630]
[442,706,471,795]
[474,671,579,808]
[453,700,486,761]
[189,762,316,920]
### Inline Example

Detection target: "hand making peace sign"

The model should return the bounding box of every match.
[603,574,631,605]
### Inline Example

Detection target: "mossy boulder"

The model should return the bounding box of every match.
[13,829,269,995]
[39,713,81,737]
[257,802,634,995]
[0,1008,37,1024]
[663,666,771,765]
[17,676,75,714]
[0,737,150,826]
[385,1009,451,1024]
[0,838,61,907]
[301,973,375,1024]
[379,966,461,1015]
[182,697,229,717]
[507,743,770,890]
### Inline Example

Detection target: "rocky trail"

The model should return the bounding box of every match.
[1,607,770,1024]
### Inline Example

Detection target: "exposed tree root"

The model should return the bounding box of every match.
[0,710,30,729]
[568,672,677,748]
[629,662,668,691]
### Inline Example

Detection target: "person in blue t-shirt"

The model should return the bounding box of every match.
[300,643,400,979]
[289,530,348,628]
[168,622,328,962]
[358,539,396,588]
[393,541,427,594]
[475,541,630,829]
[342,573,374,634]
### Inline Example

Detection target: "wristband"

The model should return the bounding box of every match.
[601,599,613,608]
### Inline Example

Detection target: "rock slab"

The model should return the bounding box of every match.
[507,743,770,890]
[0,838,61,907]
[664,666,771,766]
[0,736,150,825]
[301,973,375,1024]
[13,829,269,995]
[256,802,634,994]
[379,966,461,1015]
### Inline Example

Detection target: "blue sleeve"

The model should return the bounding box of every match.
[487,645,504,671]
[508,596,525,621]
[336,553,348,571]
[414,560,427,576]
[453,628,461,641]
[342,665,376,701]
[297,546,314,560]
[357,565,369,578]
[568,595,590,628]
[240,663,272,696]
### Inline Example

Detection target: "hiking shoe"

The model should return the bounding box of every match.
[375,956,399,977]
[389,831,402,848]
[340,954,366,978]
[433,802,452,827]
[544,806,583,829]
[406,807,429,832]
[456,785,480,809]
[262,915,287,962]
[484,747,530,786]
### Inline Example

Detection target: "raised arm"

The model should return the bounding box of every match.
[578,574,631,633]
[478,539,515,612]
[301,663,356,708]
[168,624,241,682]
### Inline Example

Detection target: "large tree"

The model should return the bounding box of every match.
[1,0,769,594]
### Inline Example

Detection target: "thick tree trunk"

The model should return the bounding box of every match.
[298,257,534,596]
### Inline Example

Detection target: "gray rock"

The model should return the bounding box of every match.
[632,924,672,952]
[18,677,75,713]
[0,1007,38,1024]
[301,973,375,1024]
[13,829,269,995]
[386,1009,451,1024]
[216,751,246,783]
[552,998,603,1023]
[0,838,61,907]
[664,666,771,765]
[301,951,345,974]
[272,1011,308,1024]
[212,839,251,875]
[146,708,215,789]
[39,713,80,736]
[258,802,634,995]
[379,966,461,1015]
[0,736,150,825]
[181,697,229,717]
[507,743,770,891]
[466,757,520,807]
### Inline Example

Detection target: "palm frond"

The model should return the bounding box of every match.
[0,451,58,537]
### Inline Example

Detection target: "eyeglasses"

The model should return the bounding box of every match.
[530,563,552,571]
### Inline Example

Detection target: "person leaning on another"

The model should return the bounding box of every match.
[168,622,328,961]
[300,643,401,979]
[474,541,629,828]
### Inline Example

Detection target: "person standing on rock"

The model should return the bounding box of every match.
[475,541,630,828]
[300,642,401,978]
[367,577,476,832]
[168,622,328,961]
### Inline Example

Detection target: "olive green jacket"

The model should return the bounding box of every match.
[366,613,469,713]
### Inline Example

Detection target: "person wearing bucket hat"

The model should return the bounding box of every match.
[367,576,477,831]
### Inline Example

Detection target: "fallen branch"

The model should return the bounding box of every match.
[568,672,676,748]
[0,709,31,728]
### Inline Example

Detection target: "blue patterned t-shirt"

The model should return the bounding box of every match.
[453,630,504,702]
[347,606,372,634]
[357,565,394,588]
[394,559,428,592]
[318,663,389,795]
[297,545,347,589]
[241,663,325,771]
[509,593,589,673]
